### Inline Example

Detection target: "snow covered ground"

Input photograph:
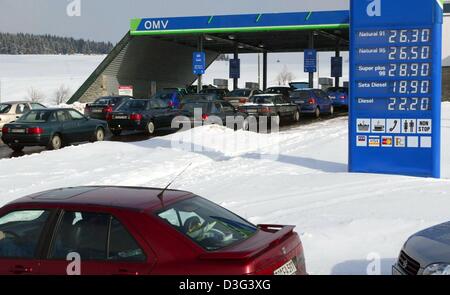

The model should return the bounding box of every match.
[0,55,105,104]
[0,103,449,275]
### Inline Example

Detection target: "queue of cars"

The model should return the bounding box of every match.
[1,84,344,152]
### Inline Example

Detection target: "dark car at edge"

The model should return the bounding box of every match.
[393,221,450,275]
[1,108,107,151]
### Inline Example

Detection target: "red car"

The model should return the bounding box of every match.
[0,186,306,275]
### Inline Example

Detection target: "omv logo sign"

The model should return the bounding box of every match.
[144,19,169,30]
[366,0,381,17]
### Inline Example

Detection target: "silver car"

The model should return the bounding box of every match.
[393,221,450,275]
[0,101,46,129]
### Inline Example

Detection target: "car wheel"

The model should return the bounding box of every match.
[48,134,62,150]
[329,105,334,116]
[293,110,300,122]
[242,119,250,131]
[93,127,105,142]
[146,121,156,135]
[314,107,321,118]
[111,129,122,136]
[272,115,281,127]
[10,145,24,152]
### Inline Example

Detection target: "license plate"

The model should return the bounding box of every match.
[247,109,257,113]
[92,109,102,113]
[295,100,305,104]
[11,129,26,134]
[114,115,128,119]
[274,259,297,275]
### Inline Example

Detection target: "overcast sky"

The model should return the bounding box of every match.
[0,0,349,42]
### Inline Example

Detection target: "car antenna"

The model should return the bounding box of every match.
[157,163,192,207]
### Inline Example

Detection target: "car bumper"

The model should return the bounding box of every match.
[298,105,317,113]
[331,100,348,107]
[108,120,145,131]
[1,134,50,146]
[86,112,107,120]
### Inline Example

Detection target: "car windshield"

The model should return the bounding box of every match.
[250,96,274,104]
[157,197,257,251]
[228,90,251,97]
[0,104,11,114]
[180,101,209,113]
[17,110,53,123]
[118,100,147,111]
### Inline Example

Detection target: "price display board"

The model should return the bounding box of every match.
[349,0,443,177]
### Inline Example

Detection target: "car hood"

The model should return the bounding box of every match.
[404,221,450,266]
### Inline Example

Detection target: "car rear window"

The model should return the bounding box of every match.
[17,110,54,123]
[250,96,274,104]
[290,91,310,99]
[157,197,257,251]
[180,101,209,113]
[0,104,11,114]
[327,87,348,93]
[149,98,167,109]
[118,100,147,111]
[94,98,112,105]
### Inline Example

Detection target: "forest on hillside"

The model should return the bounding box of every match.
[0,32,114,55]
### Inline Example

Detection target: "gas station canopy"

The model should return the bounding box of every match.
[68,10,350,103]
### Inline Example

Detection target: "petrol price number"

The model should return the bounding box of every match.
[388,28,431,44]
[388,46,430,60]
[388,63,431,77]
[387,97,431,111]
[391,80,431,94]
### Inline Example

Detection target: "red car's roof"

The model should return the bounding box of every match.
[8,186,193,212]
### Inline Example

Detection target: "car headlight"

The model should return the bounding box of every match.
[423,264,450,275]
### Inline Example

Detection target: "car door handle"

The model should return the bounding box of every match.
[10,265,33,274]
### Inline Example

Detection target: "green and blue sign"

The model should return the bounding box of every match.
[130,11,349,35]
[349,0,443,178]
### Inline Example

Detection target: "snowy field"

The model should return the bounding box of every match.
[0,103,449,275]
[0,55,105,104]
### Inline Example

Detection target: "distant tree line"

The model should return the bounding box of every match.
[0,32,113,55]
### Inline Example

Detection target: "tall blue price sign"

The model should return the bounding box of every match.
[349,0,443,178]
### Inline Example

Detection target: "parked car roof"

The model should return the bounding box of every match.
[253,93,281,97]
[8,186,193,211]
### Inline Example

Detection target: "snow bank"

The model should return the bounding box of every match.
[1,103,449,275]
